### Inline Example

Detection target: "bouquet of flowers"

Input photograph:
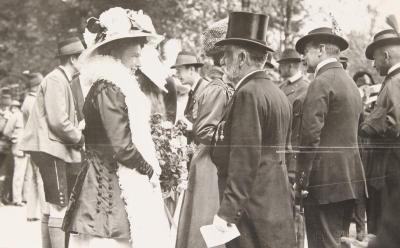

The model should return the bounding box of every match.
[150,113,193,198]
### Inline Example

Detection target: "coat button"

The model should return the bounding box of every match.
[109,202,112,206]
[98,193,101,197]
[108,210,112,214]
[96,209,100,213]
[99,168,103,173]
[237,211,241,217]
[99,185,102,189]
[108,178,112,182]
[108,186,112,190]
[97,201,101,205]
[109,194,112,198]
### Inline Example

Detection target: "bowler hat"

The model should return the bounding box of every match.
[23,72,43,87]
[56,37,85,58]
[295,27,349,54]
[365,29,400,60]
[264,53,274,69]
[277,48,302,63]
[215,11,274,53]
[171,51,203,69]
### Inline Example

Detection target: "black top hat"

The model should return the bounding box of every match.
[365,29,400,60]
[215,11,274,53]
[277,48,302,63]
[56,37,85,58]
[171,51,203,69]
[295,27,349,54]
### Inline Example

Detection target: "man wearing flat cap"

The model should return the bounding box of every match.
[359,27,400,248]
[211,11,295,248]
[20,37,85,248]
[295,27,366,248]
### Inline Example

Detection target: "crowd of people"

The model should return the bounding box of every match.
[0,6,400,248]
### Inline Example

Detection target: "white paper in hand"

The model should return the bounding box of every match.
[200,224,240,248]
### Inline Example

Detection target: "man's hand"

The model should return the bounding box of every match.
[78,120,86,131]
[293,183,309,199]
[213,215,229,233]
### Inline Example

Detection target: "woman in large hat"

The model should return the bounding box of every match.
[62,7,171,248]
[175,18,234,248]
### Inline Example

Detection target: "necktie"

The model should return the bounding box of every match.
[184,89,194,116]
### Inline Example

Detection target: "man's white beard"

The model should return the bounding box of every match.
[224,62,241,83]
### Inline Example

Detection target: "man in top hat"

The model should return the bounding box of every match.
[359,27,400,248]
[211,11,295,248]
[21,72,48,225]
[20,36,85,248]
[171,51,208,126]
[295,27,366,248]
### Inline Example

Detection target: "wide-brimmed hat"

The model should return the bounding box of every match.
[170,51,203,69]
[56,37,85,58]
[215,11,274,53]
[23,71,43,87]
[264,53,274,69]
[295,27,349,54]
[202,18,228,56]
[81,7,163,61]
[365,29,400,60]
[277,48,302,63]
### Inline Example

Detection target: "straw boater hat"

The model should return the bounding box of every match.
[82,7,162,61]
[201,18,228,56]
[55,37,85,58]
[215,11,274,53]
[365,29,400,60]
[295,27,349,55]
[170,51,203,69]
[277,48,302,63]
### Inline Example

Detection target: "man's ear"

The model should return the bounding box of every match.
[318,44,325,56]
[238,50,246,67]
[384,50,390,60]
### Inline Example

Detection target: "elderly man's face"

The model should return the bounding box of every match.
[373,48,390,76]
[221,45,242,83]
[303,44,321,73]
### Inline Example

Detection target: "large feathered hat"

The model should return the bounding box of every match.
[201,18,228,56]
[81,7,162,60]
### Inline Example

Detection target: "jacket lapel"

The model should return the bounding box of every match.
[315,62,342,78]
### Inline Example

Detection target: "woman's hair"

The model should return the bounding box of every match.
[353,71,375,85]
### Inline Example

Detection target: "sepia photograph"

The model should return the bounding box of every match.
[0,0,399,247]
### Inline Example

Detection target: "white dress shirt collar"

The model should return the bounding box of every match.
[314,58,337,77]
[235,70,264,90]
[387,62,400,75]
[288,71,303,83]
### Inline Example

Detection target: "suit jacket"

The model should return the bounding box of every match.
[184,78,209,124]
[280,76,309,180]
[20,67,82,163]
[360,67,400,192]
[297,61,366,204]
[212,71,296,248]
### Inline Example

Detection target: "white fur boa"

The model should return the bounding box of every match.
[80,55,172,248]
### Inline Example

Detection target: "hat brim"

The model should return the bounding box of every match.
[215,38,274,53]
[295,33,349,54]
[79,32,163,63]
[170,63,204,69]
[55,51,83,59]
[277,58,302,63]
[365,37,400,60]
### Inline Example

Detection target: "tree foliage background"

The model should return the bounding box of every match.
[0,0,383,94]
